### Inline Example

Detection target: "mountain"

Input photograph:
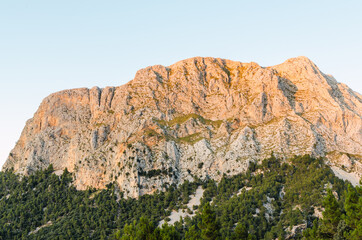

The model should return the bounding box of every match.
[3,56,361,197]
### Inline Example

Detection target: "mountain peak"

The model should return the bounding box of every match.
[272,56,318,71]
[3,56,361,197]
[285,55,312,63]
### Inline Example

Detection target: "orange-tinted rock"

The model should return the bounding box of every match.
[3,57,361,197]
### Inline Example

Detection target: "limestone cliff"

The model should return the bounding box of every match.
[3,56,362,197]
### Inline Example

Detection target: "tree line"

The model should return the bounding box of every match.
[0,155,360,239]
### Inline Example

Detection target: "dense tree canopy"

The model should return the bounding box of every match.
[0,155,360,239]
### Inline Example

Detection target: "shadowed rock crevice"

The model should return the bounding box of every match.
[277,77,298,110]
[324,74,361,118]
[310,125,327,157]
[261,92,268,119]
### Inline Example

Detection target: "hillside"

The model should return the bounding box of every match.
[1,155,360,239]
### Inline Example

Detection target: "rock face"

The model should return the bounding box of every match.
[3,56,362,197]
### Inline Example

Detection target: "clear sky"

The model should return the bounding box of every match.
[0,1,361,167]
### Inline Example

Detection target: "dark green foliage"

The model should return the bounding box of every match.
[119,217,156,240]
[0,155,359,239]
[185,225,201,240]
[138,168,167,178]
[198,203,220,240]
[344,185,362,238]
[320,189,342,237]
[232,222,248,240]
[0,165,197,239]
[112,217,180,240]
[304,182,362,239]
[156,222,182,240]
[180,155,355,240]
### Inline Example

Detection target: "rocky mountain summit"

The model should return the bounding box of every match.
[3,56,362,197]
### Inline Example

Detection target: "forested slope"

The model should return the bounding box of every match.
[0,155,360,239]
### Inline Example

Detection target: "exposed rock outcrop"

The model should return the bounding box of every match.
[3,56,362,197]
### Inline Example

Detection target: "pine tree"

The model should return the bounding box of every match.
[320,189,342,238]
[198,203,220,240]
[185,225,201,240]
[344,185,362,239]
[158,223,181,240]
[120,221,137,240]
[232,222,248,240]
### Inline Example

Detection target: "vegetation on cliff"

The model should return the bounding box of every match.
[0,155,360,239]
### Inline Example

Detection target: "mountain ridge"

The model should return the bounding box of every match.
[3,56,361,197]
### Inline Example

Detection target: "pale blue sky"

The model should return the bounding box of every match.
[0,1,361,167]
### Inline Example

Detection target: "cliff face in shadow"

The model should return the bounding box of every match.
[4,56,362,197]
